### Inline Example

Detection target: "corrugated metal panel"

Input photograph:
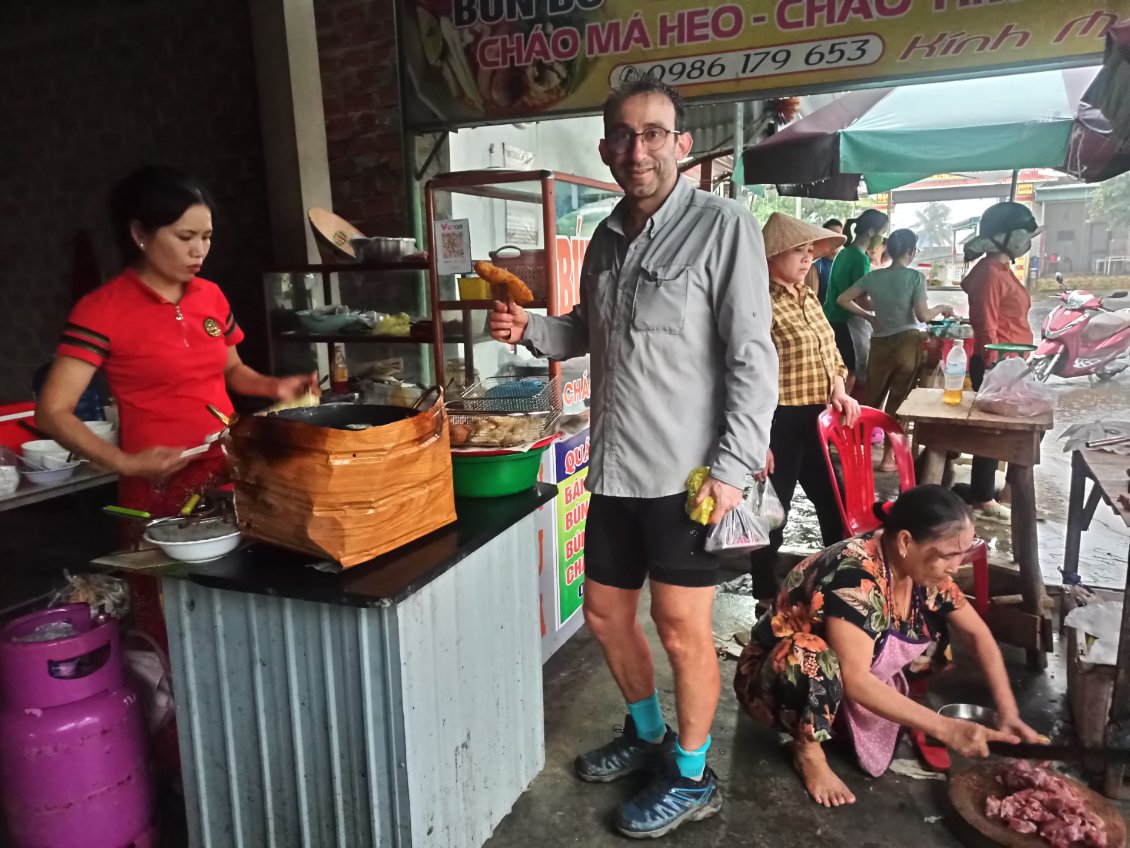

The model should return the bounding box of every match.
[398,512,545,848]
[162,511,545,848]
[165,583,410,848]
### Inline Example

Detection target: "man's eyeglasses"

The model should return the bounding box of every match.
[605,127,682,153]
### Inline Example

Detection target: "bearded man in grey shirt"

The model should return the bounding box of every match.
[490,78,776,839]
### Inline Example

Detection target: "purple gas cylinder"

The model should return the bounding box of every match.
[0,604,157,847]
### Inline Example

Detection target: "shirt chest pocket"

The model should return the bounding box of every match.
[632,264,690,333]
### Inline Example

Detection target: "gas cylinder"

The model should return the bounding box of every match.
[0,604,157,847]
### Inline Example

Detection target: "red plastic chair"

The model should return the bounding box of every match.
[816,406,990,618]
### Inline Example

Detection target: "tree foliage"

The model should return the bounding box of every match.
[745,193,859,227]
[913,202,952,249]
[1089,171,1130,230]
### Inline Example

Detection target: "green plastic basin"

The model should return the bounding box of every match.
[451,448,547,498]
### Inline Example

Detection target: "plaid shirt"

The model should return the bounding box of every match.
[770,281,847,407]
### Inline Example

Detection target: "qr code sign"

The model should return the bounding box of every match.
[441,230,464,257]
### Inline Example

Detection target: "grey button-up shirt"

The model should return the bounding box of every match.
[524,177,777,498]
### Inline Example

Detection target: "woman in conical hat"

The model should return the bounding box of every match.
[749,213,857,597]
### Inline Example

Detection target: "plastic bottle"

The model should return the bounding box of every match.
[943,342,967,405]
[331,345,349,394]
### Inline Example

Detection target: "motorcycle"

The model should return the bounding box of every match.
[1030,288,1130,382]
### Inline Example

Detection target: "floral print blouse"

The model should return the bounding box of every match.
[752,533,968,671]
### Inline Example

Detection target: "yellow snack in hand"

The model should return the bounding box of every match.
[474,260,534,305]
[685,466,714,525]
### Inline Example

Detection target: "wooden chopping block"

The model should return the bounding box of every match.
[946,762,1126,847]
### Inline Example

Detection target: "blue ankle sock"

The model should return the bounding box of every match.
[674,736,711,781]
[627,691,665,743]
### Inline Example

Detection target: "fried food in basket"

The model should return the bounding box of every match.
[449,414,547,447]
[473,260,534,305]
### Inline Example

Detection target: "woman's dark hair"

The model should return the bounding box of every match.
[822,218,843,230]
[109,166,213,264]
[886,229,918,260]
[844,209,890,244]
[872,484,971,542]
[603,77,686,132]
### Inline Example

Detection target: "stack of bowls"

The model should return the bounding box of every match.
[20,440,81,485]
[21,440,71,470]
[84,420,118,445]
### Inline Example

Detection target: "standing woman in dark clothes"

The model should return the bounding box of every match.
[823,209,889,393]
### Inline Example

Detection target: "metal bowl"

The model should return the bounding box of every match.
[350,236,417,263]
[939,703,999,727]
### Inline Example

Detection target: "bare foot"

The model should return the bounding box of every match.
[877,446,897,473]
[793,740,857,808]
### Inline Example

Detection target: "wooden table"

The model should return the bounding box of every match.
[1062,448,1130,796]
[897,388,1055,668]
[1064,448,1130,580]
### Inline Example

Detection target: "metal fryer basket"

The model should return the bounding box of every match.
[456,376,561,415]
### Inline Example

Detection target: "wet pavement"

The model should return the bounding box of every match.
[485,581,1129,848]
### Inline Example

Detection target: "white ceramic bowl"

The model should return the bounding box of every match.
[21,440,72,470]
[84,420,118,444]
[143,518,242,563]
[21,463,80,486]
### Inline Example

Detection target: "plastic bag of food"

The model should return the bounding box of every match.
[747,478,785,530]
[972,358,1054,418]
[685,466,713,525]
[49,571,130,620]
[705,503,770,554]
[0,447,19,496]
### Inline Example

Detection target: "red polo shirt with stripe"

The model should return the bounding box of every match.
[57,269,244,455]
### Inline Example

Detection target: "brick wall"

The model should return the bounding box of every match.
[0,0,273,403]
[314,0,411,238]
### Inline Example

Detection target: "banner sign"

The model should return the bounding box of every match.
[554,431,590,626]
[399,0,1128,129]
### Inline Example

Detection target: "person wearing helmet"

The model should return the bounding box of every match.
[959,202,1044,523]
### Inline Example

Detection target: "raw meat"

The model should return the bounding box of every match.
[984,761,1108,848]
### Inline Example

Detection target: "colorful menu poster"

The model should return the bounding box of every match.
[554,430,590,626]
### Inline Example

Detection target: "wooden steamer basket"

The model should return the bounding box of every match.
[224,388,456,567]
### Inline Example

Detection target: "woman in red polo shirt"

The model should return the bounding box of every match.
[959,202,1042,524]
[35,166,316,516]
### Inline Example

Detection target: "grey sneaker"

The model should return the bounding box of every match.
[615,759,723,839]
[574,715,671,783]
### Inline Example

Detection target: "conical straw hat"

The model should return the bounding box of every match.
[762,212,846,260]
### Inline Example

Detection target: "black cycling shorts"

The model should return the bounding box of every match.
[585,493,719,590]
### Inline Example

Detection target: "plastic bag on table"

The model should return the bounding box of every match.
[746,477,785,530]
[705,503,770,554]
[971,358,1053,418]
[0,447,18,496]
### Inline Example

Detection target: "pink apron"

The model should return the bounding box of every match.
[839,568,930,777]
